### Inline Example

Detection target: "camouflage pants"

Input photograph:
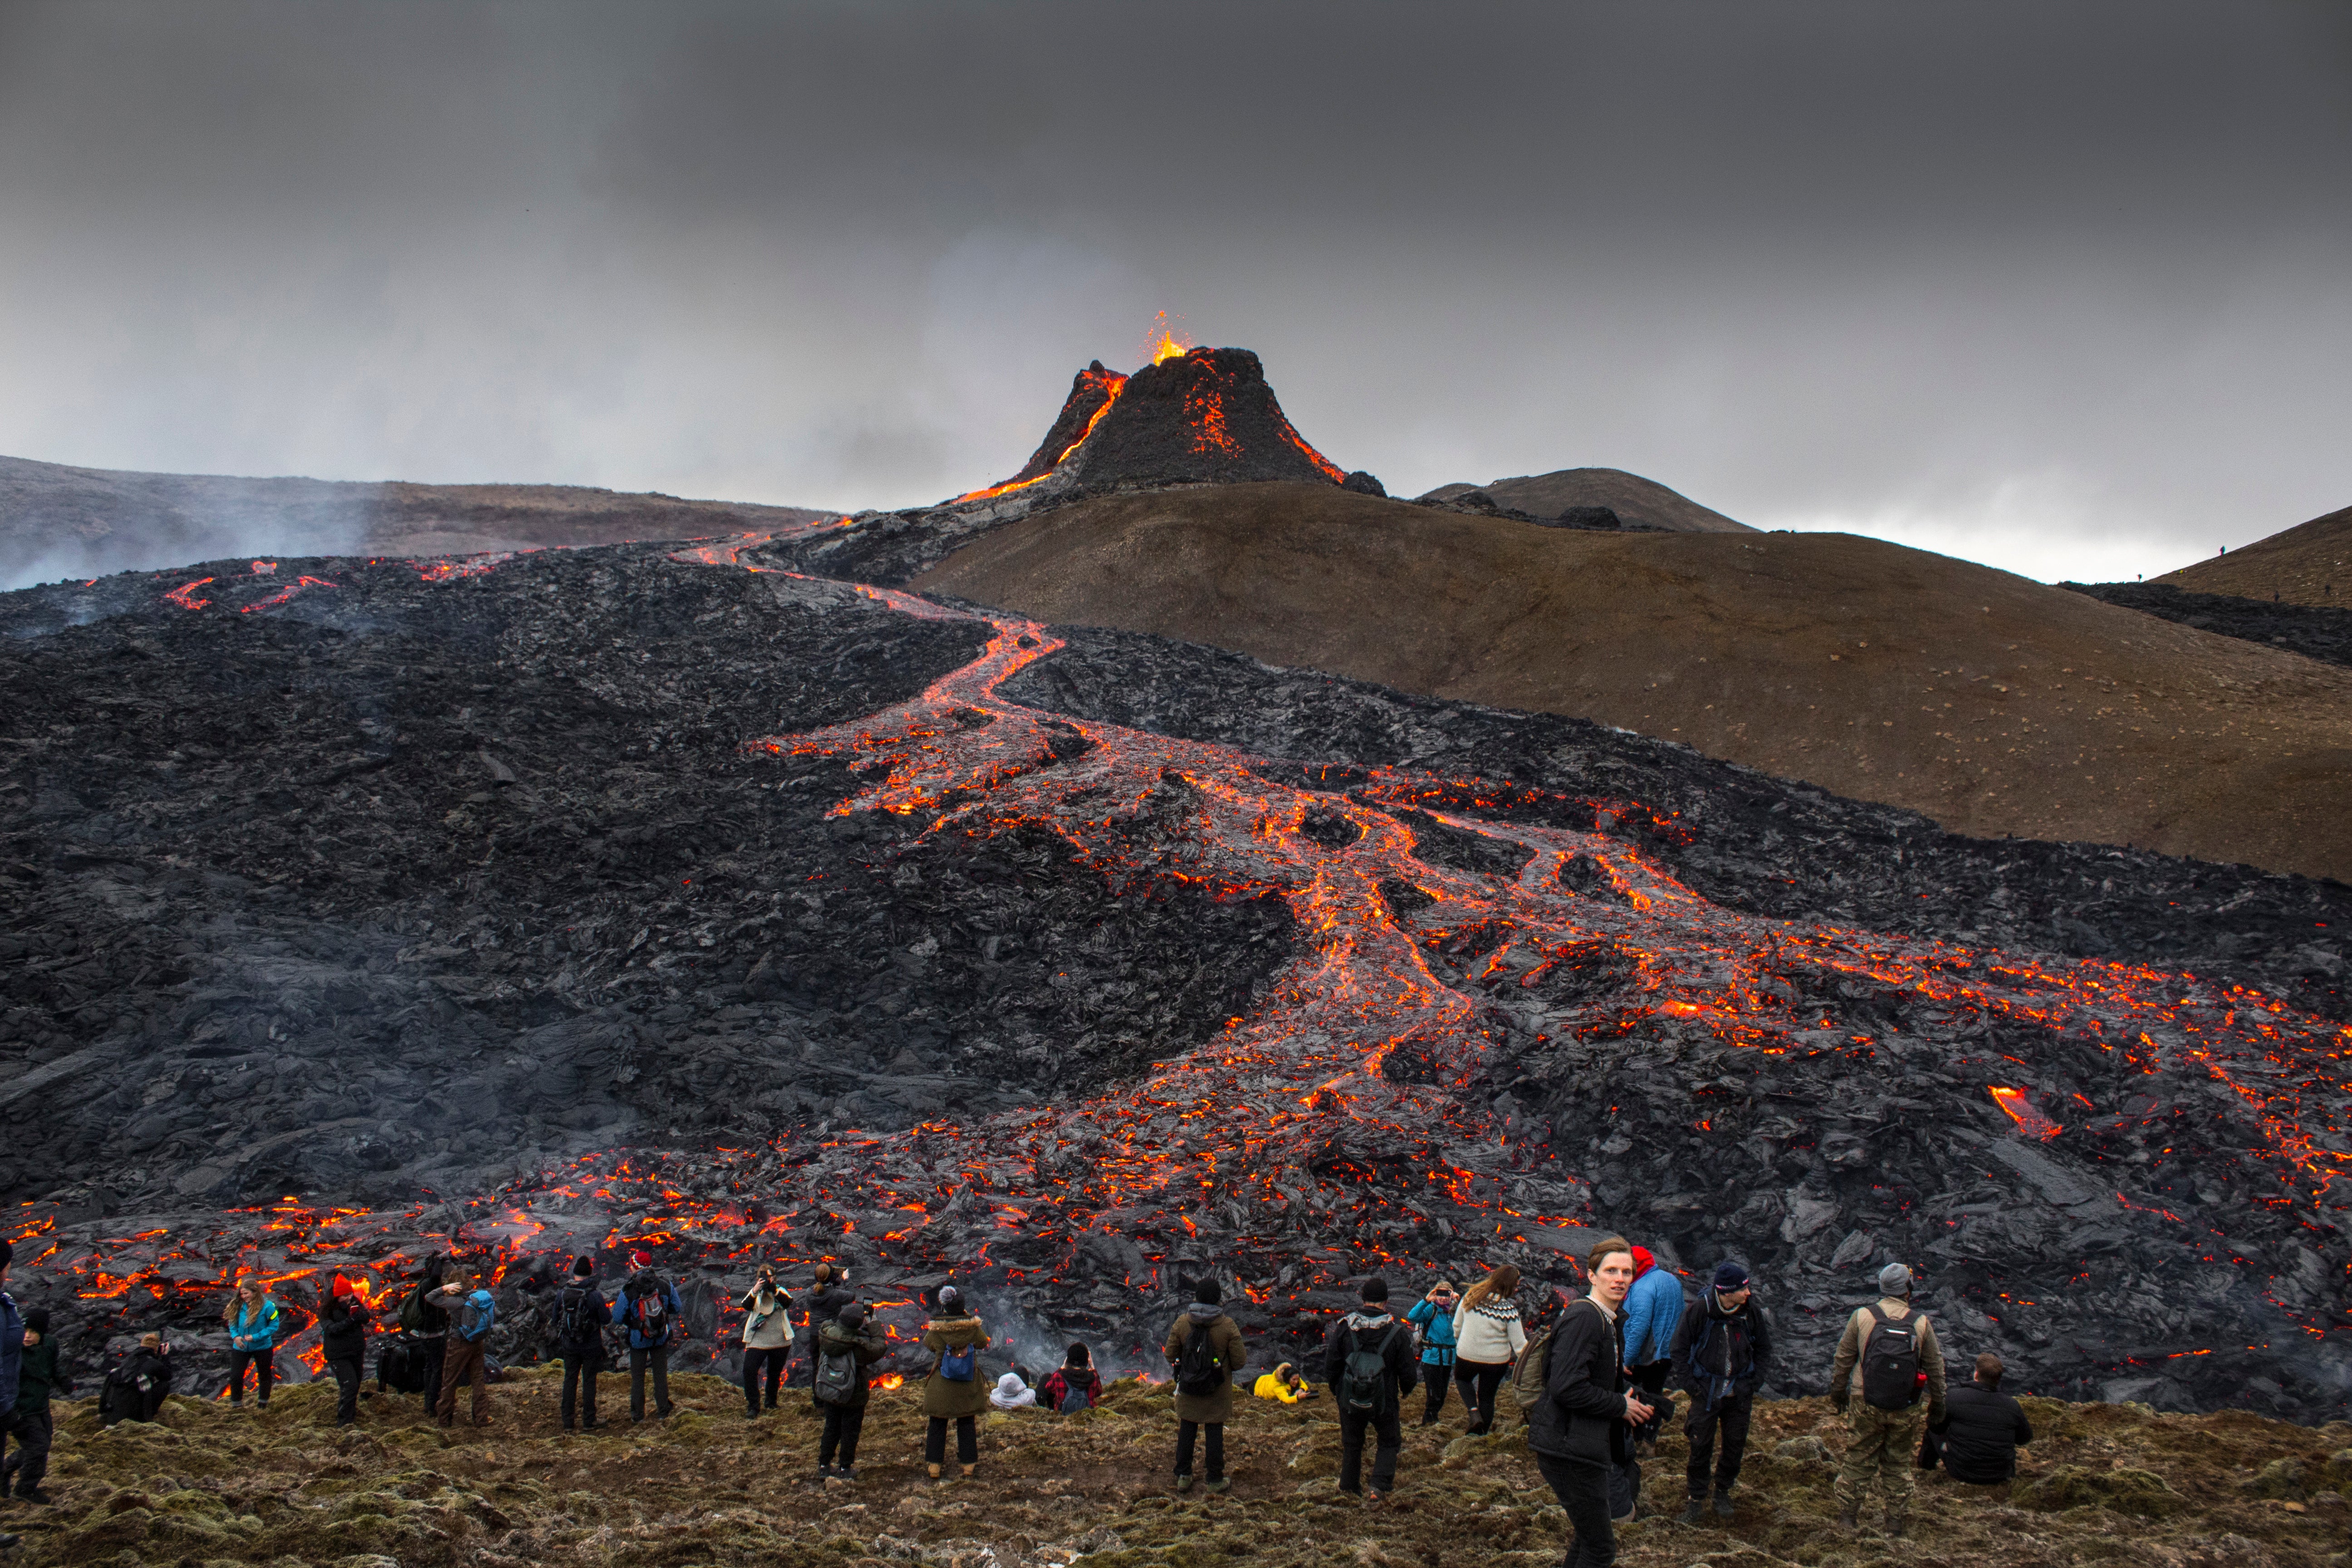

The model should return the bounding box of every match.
[1834,1403,1926,1518]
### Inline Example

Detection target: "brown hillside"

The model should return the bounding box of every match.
[917,484,2352,882]
[2159,502,2352,610]
[1417,466,1754,533]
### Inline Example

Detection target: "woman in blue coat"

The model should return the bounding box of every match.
[1619,1246,1684,1455]
[1402,1279,1459,1425]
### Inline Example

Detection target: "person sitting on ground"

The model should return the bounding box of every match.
[1039,1343,1103,1413]
[1323,1276,1414,1504]
[1669,1260,1771,1524]
[1164,1276,1245,1495]
[921,1284,991,1480]
[1403,1279,1459,1425]
[1252,1360,1316,1404]
[1451,1264,1528,1436]
[1922,1353,2033,1485]
[320,1276,372,1428]
[739,1264,795,1419]
[426,1269,497,1429]
[4,1306,69,1502]
[990,1371,1038,1410]
[813,1302,889,1480]
[220,1279,283,1410]
[1621,1247,1683,1457]
[98,1333,173,1427]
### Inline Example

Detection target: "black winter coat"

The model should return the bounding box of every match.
[1524,1300,1632,1467]
[806,1286,856,1335]
[1930,1383,2034,1483]
[1320,1311,1415,1413]
[1667,1291,1771,1405]
[321,1299,370,1362]
[552,1283,610,1356]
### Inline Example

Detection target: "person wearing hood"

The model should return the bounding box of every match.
[1323,1276,1414,1502]
[1828,1262,1946,1539]
[1162,1277,1244,1494]
[739,1264,795,1418]
[1669,1260,1772,1522]
[990,1372,1038,1410]
[1451,1264,1528,1436]
[220,1279,283,1410]
[1403,1279,1459,1425]
[4,1302,69,1503]
[554,1256,610,1432]
[1039,1343,1103,1413]
[320,1276,372,1427]
[920,1284,991,1480]
[1524,1237,1656,1568]
[813,1302,889,1480]
[799,1263,856,1402]
[426,1269,498,1429]
[614,1250,685,1423]
[1252,1361,1313,1404]
[1621,1247,1683,1456]
[98,1333,173,1427]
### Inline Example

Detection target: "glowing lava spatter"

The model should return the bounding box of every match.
[1145,312,1193,366]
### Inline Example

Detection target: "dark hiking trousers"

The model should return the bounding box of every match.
[1175,1419,1225,1481]
[327,1355,363,1425]
[225,1348,275,1405]
[1339,1406,1401,1494]
[1455,1359,1509,1434]
[1419,1361,1452,1422]
[630,1345,672,1420]
[4,1407,52,1496]
[742,1346,788,1412]
[1535,1451,1617,1568]
[560,1352,600,1428]
[926,1414,977,1465]
[436,1336,489,1427]
[821,1402,867,1468]
[1686,1394,1753,1498]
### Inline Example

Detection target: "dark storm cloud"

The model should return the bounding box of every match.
[0,0,2346,585]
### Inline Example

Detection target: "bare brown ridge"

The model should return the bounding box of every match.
[916,482,2352,882]
[2159,501,2352,611]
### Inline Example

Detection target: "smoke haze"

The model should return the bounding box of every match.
[1,0,2346,582]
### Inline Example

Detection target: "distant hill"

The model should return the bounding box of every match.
[0,452,831,589]
[916,481,2352,882]
[2156,501,2352,609]
[1416,466,1754,533]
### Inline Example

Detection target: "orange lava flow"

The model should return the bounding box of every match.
[953,373,1131,505]
[1990,1086,2064,1141]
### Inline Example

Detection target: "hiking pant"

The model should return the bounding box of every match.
[1455,1358,1510,1433]
[1175,1419,1225,1482]
[630,1345,672,1420]
[821,1402,867,1468]
[416,1335,446,1401]
[226,1348,275,1405]
[1338,1406,1400,1495]
[4,1406,51,1496]
[436,1336,489,1426]
[328,1355,363,1425]
[1630,1359,1671,1443]
[1835,1403,1927,1520]
[1535,1451,1616,1568]
[560,1352,599,1428]
[926,1414,977,1465]
[1419,1361,1452,1422]
[1686,1393,1752,1498]
[743,1346,788,1412]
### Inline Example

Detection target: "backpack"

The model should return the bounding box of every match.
[1859,1308,1925,1410]
[938,1338,977,1382]
[629,1280,671,1343]
[1175,1323,1225,1396]
[556,1284,597,1346]
[1338,1323,1401,1416]
[398,1280,432,1334]
[814,1343,860,1406]
[1509,1311,1568,1423]
[1059,1377,1094,1414]
[457,1290,496,1344]
[99,1362,151,1426]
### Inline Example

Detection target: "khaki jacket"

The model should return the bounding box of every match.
[1829,1297,1946,1421]
[920,1315,991,1417]
[1164,1310,1246,1424]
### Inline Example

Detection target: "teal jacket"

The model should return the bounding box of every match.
[1405,1297,1458,1367]
[227,1299,282,1351]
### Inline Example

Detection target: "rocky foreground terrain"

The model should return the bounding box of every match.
[1,1370,2348,1568]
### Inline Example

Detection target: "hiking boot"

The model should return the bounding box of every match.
[960,1465,976,1479]
[1206,1478,1230,1494]
[1175,1473,1195,1493]
[1678,1497,1709,1525]
[927,1464,943,1481]
[837,1466,858,1482]
[14,1489,49,1505]
[580,1418,603,1430]
[818,1465,835,1479]
[1884,1511,1907,1539]
[1364,1489,1387,1507]
[1713,1490,1736,1519]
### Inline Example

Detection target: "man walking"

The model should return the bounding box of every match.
[1829,1262,1945,1538]
[1669,1261,1771,1522]
[1322,1276,1414,1504]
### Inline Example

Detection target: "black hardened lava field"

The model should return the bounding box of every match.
[4,352,2350,1422]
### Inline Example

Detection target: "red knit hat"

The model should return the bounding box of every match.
[331,1274,355,1298]
[1630,1246,1656,1277]
[629,1250,652,1270]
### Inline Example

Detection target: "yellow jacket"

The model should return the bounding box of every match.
[1254,1364,1306,1403]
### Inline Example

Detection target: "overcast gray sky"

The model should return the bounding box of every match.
[2,0,2346,582]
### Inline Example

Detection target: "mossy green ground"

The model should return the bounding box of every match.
[5,1371,2349,1567]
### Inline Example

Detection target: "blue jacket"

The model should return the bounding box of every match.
[1622,1266,1684,1367]
[1404,1297,1458,1366]
[228,1299,282,1352]
[615,1274,684,1350]
[0,1290,21,1417]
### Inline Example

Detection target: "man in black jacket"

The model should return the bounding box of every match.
[1525,1238,1654,1568]
[1669,1260,1772,1523]
[1922,1353,2034,1484]
[553,1255,609,1432]
[1321,1277,1415,1503]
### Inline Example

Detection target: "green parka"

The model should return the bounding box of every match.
[1163,1307,1245,1424]
[815,1317,890,1410]
[920,1314,990,1418]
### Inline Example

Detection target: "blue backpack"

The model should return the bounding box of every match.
[938,1341,977,1382]
[457,1289,496,1344]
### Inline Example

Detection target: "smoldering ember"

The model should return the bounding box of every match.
[2,346,2349,1429]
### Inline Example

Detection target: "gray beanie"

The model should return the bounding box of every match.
[1877,1262,1913,1297]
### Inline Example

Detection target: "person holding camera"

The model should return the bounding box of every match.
[739,1264,795,1418]
[1525,1238,1656,1568]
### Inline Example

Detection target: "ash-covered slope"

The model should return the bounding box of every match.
[2069,579,2352,670]
[1418,466,1754,533]
[2157,500,2352,610]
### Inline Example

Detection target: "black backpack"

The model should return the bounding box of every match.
[99,1362,151,1426]
[1175,1322,1226,1396]
[1860,1307,1925,1410]
[1058,1376,1094,1413]
[1339,1324,1402,1416]
[556,1284,598,1346]
[813,1341,860,1406]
